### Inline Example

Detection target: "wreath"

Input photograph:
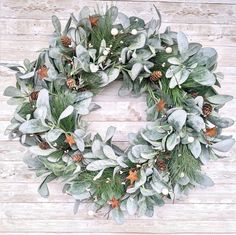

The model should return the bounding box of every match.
[2,6,235,224]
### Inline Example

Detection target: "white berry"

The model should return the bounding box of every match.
[165,47,172,54]
[88,210,94,216]
[103,50,109,56]
[188,136,194,143]
[180,172,185,178]
[131,29,138,35]
[111,28,119,36]
[162,188,169,196]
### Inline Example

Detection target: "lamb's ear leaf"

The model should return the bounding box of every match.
[0,63,24,72]
[104,126,116,143]
[52,15,61,36]
[168,109,187,131]
[58,105,74,122]
[129,33,146,50]
[211,138,235,152]
[177,31,188,56]
[188,139,201,158]
[153,5,162,30]
[19,119,50,134]
[3,86,23,97]
[197,174,214,187]
[111,207,124,224]
[73,200,80,215]
[127,197,138,215]
[38,173,57,198]
[63,16,72,35]
[207,95,233,105]
[105,6,118,23]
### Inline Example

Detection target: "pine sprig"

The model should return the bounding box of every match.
[168,145,201,184]
[50,92,76,131]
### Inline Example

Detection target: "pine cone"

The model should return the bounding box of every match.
[37,65,48,79]
[156,159,167,171]
[29,91,39,101]
[39,141,50,150]
[150,71,162,81]
[60,36,72,47]
[202,103,213,117]
[66,77,76,89]
[72,153,83,163]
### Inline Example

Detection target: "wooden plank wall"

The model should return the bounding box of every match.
[0,0,236,234]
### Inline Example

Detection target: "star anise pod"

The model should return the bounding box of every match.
[126,170,138,185]
[109,196,120,208]
[65,134,76,146]
[204,127,217,137]
[156,99,166,112]
[89,15,99,27]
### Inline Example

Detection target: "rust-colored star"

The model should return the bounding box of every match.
[37,65,48,80]
[89,15,99,27]
[156,99,166,112]
[126,170,138,185]
[204,127,217,137]
[65,134,76,146]
[109,196,120,208]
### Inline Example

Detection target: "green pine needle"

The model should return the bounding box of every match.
[168,145,201,184]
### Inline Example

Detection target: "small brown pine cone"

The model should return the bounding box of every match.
[60,35,72,47]
[72,153,83,163]
[156,159,167,171]
[66,77,76,89]
[202,103,213,117]
[150,71,162,81]
[39,141,50,150]
[29,91,39,101]
[37,65,48,79]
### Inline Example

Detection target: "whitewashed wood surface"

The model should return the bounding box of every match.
[0,0,236,234]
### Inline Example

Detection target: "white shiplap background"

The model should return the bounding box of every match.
[0,0,236,234]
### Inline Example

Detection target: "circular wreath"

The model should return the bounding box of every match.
[3,6,235,223]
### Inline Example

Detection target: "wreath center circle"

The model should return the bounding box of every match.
[2,6,235,224]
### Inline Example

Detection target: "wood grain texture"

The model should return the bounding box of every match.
[0,0,236,234]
